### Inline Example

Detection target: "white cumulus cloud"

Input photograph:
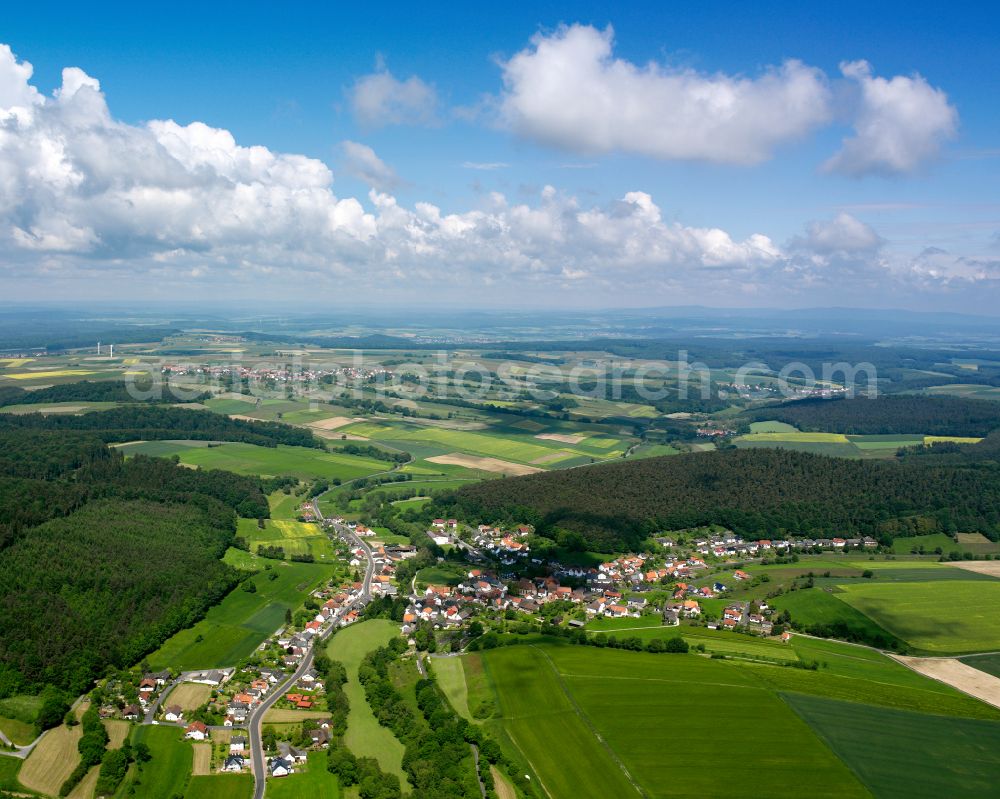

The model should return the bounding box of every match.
[497,24,832,164]
[0,43,991,310]
[349,60,438,128]
[794,212,883,254]
[341,141,400,190]
[825,60,958,176]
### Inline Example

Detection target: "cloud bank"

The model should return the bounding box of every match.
[0,44,993,310]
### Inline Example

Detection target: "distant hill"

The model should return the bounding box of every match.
[440,449,1000,551]
[743,395,1000,437]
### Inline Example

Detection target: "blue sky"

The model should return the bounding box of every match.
[1,1,998,310]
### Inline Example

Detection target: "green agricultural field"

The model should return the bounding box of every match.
[784,693,1000,798]
[268,490,304,520]
[739,431,851,443]
[266,752,341,799]
[346,420,625,465]
[117,440,387,480]
[148,560,330,670]
[484,645,643,798]
[891,533,966,555]
[483,644,868,798]
[771,588,903,647]
[430,655,473,722]
[629,443,681,459]
[184,774,254,799]
[748,420,799,433]
[847,434,925,451]
[238,517,337,561]
[836,580,1000,653]
[121,725,193,799]
[789,636,970,694]
[324,620,408,786]
[733,438,862,458]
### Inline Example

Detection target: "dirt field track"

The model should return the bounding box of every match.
[19,723,82,795]
[893,655,1000,709]
[950,561,1000,577]
[426,453,541,476]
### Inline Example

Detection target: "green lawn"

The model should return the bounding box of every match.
[118,725,193,799]
[785,693,1000,798]
[266,751,340,799]
[836,580,1000,653]
[118,440,387,481]
[415,563,467,588]
[430,656,473,721]
[0,715,36,745]
[184,774,254,799]
[324,620,408,786]
[0,756,24,792]
[483,644,867,798]
[148,559,331,669]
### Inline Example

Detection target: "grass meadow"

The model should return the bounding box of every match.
[266,751,341,799]
[324,620,409,786]
[771,589,904,648]
[148,559,330,670]
[118,725,193,799]
[184,774,254,799]
[118,440,387,480]
[836,580,1000,653]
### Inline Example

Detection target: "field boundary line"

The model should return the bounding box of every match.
[480,654,555,799]
[530,646,647,798]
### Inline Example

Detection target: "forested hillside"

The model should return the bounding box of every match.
[743,395,1000,436]
[0,379,209,407]
[0,418,279,697]
[440,449,1000,551]
[0,499,237,695]
[0,404,319,448]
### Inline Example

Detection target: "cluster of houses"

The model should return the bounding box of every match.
[268,720,337,777]
[661,531,878,558]
[160,363,393,386]
[717,602,774,635]
[471,524,533,563]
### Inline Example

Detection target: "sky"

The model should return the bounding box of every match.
[1,1,999,312]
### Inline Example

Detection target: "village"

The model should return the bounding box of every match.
[67,502,886,787]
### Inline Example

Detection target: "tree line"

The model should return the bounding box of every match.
[742,395,1000,437]
[0,404,321,448]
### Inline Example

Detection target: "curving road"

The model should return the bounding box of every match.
[247,491,375,799]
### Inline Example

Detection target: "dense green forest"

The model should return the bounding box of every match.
[0,405,319,448]
[440,449,1000,551]
[0,417,277,697]
[0,379,209,408]
[744,395,1000,436]
[0,499,239,695]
